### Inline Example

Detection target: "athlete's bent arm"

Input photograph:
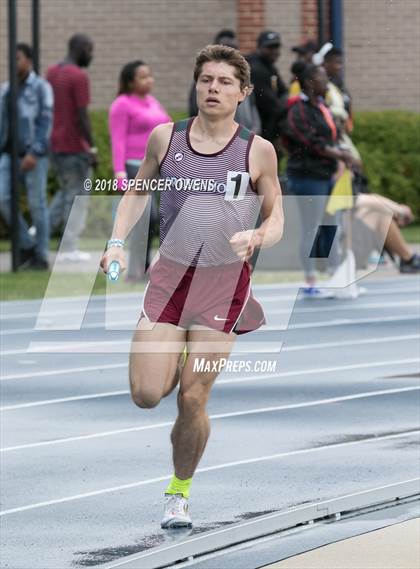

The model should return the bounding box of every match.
[252,137,284,248]
[100,123,173,273]
[230,137,284,260]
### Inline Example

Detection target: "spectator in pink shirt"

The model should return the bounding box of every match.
[109,60,171,280]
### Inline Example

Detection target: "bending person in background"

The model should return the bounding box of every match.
[285,62,356,298]
[109,60,171,281]
[353,193,420,273]
[331,114,420,275]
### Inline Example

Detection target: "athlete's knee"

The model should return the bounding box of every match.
[132,394,161,409]
[179,388,208,415]
[130,387,161,409]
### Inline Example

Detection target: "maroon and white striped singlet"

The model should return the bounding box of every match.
[158,118,260,267]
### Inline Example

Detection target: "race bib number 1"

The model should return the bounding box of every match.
[224,171,250,201]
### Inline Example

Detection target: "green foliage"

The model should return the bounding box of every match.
[90,109,114,181]
[352,111,420,217]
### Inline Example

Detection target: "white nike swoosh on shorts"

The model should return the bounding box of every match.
[214,315,228,321]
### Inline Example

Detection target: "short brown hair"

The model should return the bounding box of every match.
[193,45,251,90]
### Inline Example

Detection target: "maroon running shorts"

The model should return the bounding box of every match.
[140,255,265,334]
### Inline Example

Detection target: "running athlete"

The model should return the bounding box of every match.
[100,45,283,529]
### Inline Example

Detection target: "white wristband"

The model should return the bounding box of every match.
[107,239,125,250]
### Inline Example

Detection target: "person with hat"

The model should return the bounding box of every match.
[247,30,288,156]
[289,40,318,96]
[292,39,318,62]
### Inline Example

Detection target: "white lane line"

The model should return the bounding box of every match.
[2,343,283,356]
[1,390,129,411]
[266,314,420,330]
[2,359,419,408]
[1,282,418,321]
[271,300,419,314]
[0,291,143,311]
[283,334,420,352]
[1,430,418,517]
[2,386,419,453]
[2,313,419,338]
[2,351,419,383]
[268,286,420,298]
[0,291,356,321]
[252,280,419,292]
[0,303,138,321]
[3,295,417,321]
[289,315,420,328]
[0,275,415,309]
[3,332,419,357]
[0,296,293,324]
[217,359,420,386]
[0,306,418,336]
[1,363,127,381]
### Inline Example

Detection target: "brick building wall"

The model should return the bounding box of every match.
[0,0,419,112]
[344,0,419,111]
[265,0,302,90]
[238,0,264,53]
[301,0,318,39]
[0,0,237,112]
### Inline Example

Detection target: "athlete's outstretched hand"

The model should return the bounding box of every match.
[100,247,127,275]
[230,230,258,261]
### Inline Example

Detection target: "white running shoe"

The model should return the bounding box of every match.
[161,494,192,529]
[57,250,91,263]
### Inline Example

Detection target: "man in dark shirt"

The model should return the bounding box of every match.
[47,34,97,262]
[247,31,288,154]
